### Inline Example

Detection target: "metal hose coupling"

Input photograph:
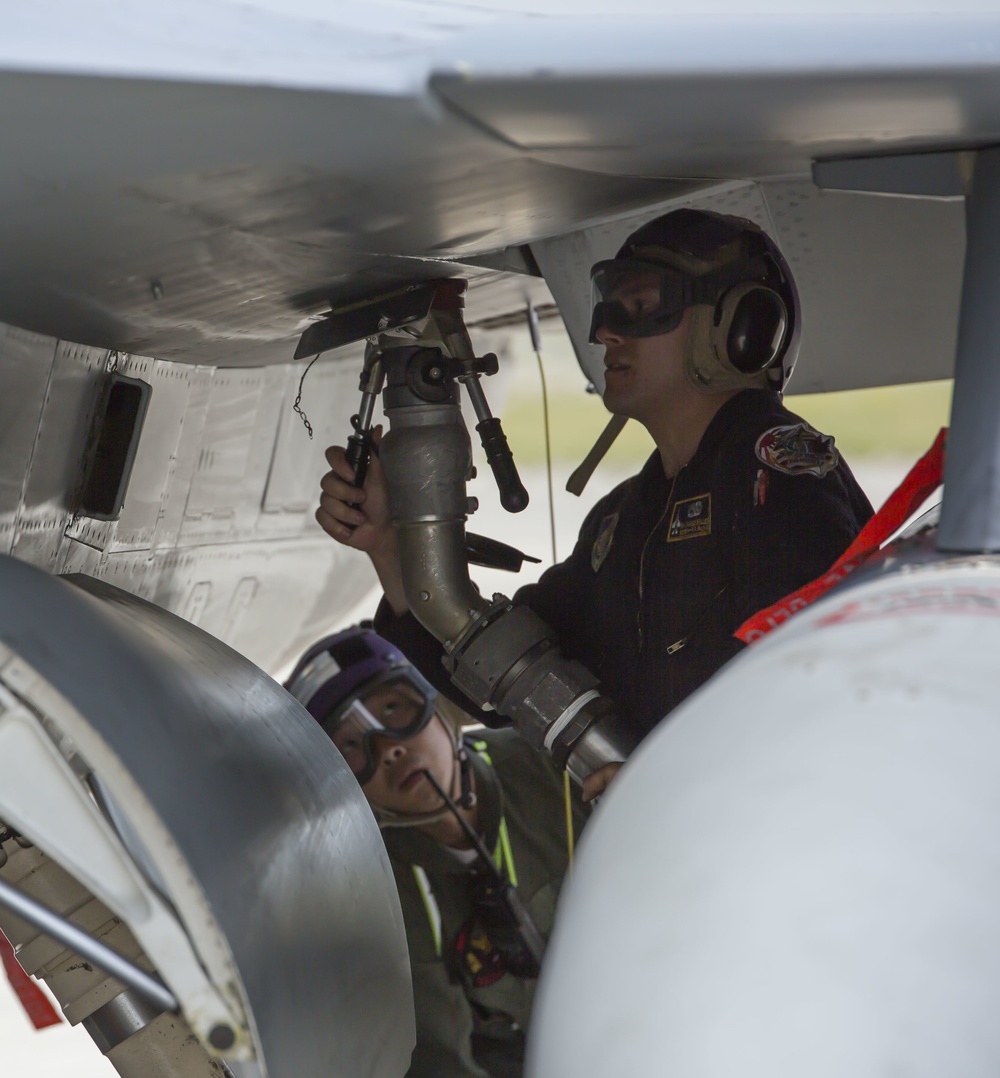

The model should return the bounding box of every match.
[442,601,638,783]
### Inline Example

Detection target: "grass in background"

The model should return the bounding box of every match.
[787,381,952,459]
[502,333,952,468]
[503,381,656,466]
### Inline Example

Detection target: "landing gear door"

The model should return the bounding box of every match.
[0,555,413,1078]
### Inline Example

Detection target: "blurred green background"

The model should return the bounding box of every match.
[501,327,952,466]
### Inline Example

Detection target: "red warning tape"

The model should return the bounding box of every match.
[0,928,62,1030]
[736,427,948,644]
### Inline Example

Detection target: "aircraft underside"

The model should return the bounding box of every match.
[3,3,1000,1076]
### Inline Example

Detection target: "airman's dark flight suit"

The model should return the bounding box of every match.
[377,389,873,745]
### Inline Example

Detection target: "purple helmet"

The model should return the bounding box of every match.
[285,625,438,785]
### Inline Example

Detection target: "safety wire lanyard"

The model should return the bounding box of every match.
[412,742,518,958]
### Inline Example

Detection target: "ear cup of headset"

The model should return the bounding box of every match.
[713,283,789,374]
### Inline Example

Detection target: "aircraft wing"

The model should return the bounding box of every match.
[0,3,994,390]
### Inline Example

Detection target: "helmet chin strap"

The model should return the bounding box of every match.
[375,715,476,830]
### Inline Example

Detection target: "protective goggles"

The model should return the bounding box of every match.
[588,257,759,343]
[323,672,438,786]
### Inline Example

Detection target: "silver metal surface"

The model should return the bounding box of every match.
[0,321,389,676]
[396,521,488,644]
[813,150,969,198]
[0,875,177,1012]
[0,556,414,1077]
[0,7,983,391]
[83,990,165,1055]
[565,715,630,786]
[433,15,1000,176]
[0,324,57,555]
[382,405,474,525]
[11,340,108,571]
[380,352,493,640]
[938,147,1000,552]
[0,62,622,367]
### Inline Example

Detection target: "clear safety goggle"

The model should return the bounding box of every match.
[324,674,437,786]
[588,257,753,344]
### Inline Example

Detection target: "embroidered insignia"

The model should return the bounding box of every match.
[755,423,839,478]
[591,513,619,572]
[667,493,712,542]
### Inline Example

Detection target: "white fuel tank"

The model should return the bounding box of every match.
[530,553,1000,1077]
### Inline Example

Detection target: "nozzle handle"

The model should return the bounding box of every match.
[345,432,370,489]
[345,356,385,492]
[477,417,529,513]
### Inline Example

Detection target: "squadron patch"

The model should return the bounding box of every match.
[668,494,712,542]
[591,512,619,572]
[755,423,839,478]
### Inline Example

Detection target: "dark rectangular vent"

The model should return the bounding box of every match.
[78,374,151,520]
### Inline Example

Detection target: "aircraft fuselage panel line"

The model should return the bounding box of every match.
[939,146,1000,552]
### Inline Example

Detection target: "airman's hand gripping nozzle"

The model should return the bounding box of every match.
[345,355,384,490]
[296,279,638,781]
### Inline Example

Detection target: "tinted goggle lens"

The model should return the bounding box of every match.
[325,675,436,783]
[588,259,694,343]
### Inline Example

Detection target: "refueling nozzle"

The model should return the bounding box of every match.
[296,279,638,780]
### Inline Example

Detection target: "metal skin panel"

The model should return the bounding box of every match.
[938,147,1000,552]
[262,357,365,518]
[180,368,276,543]
[105,354,191,553]
[11,341,108,570]
[146,539,378,672]
[0,66,667,369]
[0,5,994,397]
[430,15,1000,174]
[149,364,216,551]
[0,555,413,1077]
[0,305,386,673]
[58,528,379,688]
[0,324,57,553]
[530,550,1000,1077]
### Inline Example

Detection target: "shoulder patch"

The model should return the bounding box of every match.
[755,422,839,478]
[591,512,619,572]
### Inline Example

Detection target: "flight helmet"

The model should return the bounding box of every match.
[589,208,800,392]
[286,625,471,828]
[285,625,439,787]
